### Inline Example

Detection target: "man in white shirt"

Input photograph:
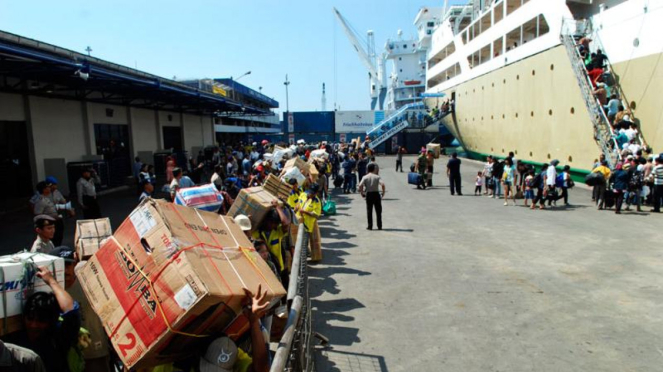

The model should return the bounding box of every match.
[545,159,559,206]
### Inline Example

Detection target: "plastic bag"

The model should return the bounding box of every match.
[310,149,329,160]
[323,197,336,216]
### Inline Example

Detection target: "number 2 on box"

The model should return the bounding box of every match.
[117,332,137,357]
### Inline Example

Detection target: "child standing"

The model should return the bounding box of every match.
[524,170,535,207]
[475,171,483,195]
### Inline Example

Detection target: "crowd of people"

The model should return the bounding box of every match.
[11,138,354,371]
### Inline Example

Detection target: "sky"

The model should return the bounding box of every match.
[0,0,465,113]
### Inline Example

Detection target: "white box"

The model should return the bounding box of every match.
[0,252,65,334]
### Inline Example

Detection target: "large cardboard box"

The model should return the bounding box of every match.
[426,143,441,159]
[76,199,285,369]
[0,253,65,335]
[75,218,113,260]
[309,163,320,182]
[227,187,281,230]
[283,157,310,177]
[263,174,290,201]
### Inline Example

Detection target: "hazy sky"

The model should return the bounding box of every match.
[0,0,465,113]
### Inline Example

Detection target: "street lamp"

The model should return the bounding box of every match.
[283,74,290,113]
[234,71,251,81]
[230,71,251,103]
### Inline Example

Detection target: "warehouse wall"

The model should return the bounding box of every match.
[183,113,204,155]
[0,92,24,121]
[30,96,88,179]
[131,108,159,154]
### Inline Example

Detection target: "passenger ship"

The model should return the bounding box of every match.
[424,0,662,173]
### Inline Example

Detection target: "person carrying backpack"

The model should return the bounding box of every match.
[492,159,504,199]
[625,161,643,211]
[530,164,548,210]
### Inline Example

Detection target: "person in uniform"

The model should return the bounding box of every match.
[295,184,323,261]
[358,163,385,230]
[30,215,56,254]
[32,182,64,246]
[251,201,291,285]
[77,168,101,219]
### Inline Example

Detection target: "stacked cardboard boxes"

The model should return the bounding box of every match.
[226,187,282,230]
[75,218,113,260]
[76,198,285,369]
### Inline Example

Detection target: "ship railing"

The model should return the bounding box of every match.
[581,20,649,151]
[560,25,621,166]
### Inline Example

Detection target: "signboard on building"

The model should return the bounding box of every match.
[334,110,387,133]
[288,134,295,145]
[287,113,294,133]
[369,120,410,150]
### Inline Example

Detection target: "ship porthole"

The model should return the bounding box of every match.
[515,112,519,118]
[633,38,640,47]
[492,82,495,87]
[502,149,505,153]
[548,109,553,116]
[630,101,637,110]
[530,111,534,117]
[532,69,536,76]
[550,64,554,71]
[491,147,494,151]
[517,75,520,80]
[491,115,494,120]
[503,79,506,84]
[481,116,484,120]
[529,151,533,157]
[515,150,518,155]
[568,156,573,162]
[547,153,551,159]
[570,107,575,114]
[502,114,505,119]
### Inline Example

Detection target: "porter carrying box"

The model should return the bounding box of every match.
[0,252,65,335]
[76,199,285,369]
[263,174,291,201]
[426,143,441,159]
[226,187,281,230]
[75,218,113,259]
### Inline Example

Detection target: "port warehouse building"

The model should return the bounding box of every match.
[0,30,280,204]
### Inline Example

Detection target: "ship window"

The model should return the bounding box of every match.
[522,17,537,43]
[538,15,550,37]
[480,12,491,36]
[493,36,504,57]
[507,0,521,16]
[427,30,432,35]
[494,2,504,24]
[427,22,435,27]
[403,44,407,49]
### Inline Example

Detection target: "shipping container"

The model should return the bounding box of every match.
[291,111,335,133]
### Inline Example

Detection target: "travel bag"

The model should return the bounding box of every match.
[408,172,422,185]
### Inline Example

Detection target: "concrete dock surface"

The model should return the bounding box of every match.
[313,154,662,372]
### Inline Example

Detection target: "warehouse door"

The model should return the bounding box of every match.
[162,126,183,151]
[94,123,131,187]
[0,121,32,200]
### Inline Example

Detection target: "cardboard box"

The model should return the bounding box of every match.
[263,174,291,201]
[426,143,441,159]
[227,187,281,230]
[283,157,310,177]
[76,199,285,369]
[0,252,65,335]
[75,218,113,260]
[309,163,320,182]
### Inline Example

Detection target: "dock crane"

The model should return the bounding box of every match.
[333,7,387,110]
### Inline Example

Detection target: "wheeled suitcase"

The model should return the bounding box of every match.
[603,190,615,209]
[408,172,422,185]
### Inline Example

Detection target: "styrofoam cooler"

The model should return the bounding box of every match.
[174,183,224,212]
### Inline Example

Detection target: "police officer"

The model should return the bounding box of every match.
[33,182,64,246]
[77,168,101,219]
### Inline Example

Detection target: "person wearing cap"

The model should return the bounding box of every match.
[31,215,56,254]
[234,214,252,239]
[33,182,65,246]
[45,176,75,219]
[197,286,270,372]
[296,184,322,261]
[77,168,101,219]
[359,163,385,231]
[4,265,80,372]
[170,167,183,201]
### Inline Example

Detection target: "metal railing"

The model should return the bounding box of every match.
[560,26,620,167]
[270,226,315,372]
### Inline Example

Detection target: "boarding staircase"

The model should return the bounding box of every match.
[560,19,648,168]
[367,102,451,150]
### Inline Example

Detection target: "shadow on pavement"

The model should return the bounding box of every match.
[315,348,389,372]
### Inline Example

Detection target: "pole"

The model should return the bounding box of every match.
[284,74,290,113]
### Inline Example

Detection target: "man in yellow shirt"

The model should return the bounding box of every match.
[251,201,290,279]
[295,184,322,261]
[592,160,612,210]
